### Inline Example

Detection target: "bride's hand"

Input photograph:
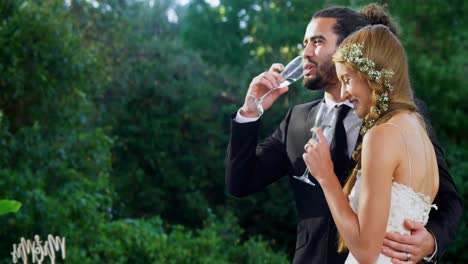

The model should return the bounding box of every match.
[302,128,335,184]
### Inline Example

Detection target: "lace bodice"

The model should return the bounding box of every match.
[345,171,437,264]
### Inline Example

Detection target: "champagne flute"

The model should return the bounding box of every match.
[293,108,337,186]
[246,56,304,116]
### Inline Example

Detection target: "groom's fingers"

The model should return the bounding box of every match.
[381,246,411,259]
[390,259,414,264]
[268,63,284,73]
[384,232,413,246]
[404,219,424,231]
[261,72,278,89]
[382,237,414,253]
[381,248,415,264]
[382,234,417,257]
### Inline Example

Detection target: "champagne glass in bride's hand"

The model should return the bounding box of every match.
[293,109,337,186]
[246,56,304,116]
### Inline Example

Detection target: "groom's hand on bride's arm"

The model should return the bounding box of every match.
[381,219,436,263]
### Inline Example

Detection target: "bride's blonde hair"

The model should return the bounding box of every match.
[332,24,425,252]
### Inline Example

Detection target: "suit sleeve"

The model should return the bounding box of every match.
[225,109,294,197]
[416,99,463,259]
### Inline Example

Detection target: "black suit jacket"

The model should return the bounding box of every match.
[225,98,462,263]
[414,99,463,261]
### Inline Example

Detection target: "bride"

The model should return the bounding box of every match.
[303,24,439,264]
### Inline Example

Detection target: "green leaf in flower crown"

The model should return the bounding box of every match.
[0,200,22,215]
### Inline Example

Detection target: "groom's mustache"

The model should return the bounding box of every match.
[304,58,318,67]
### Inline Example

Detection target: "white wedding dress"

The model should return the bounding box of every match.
[345,124,437,264]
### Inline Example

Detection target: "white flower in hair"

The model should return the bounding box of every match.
[338,42,395,136]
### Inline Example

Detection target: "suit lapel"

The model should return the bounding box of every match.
[306,99,324,129]
[291,100,323,175]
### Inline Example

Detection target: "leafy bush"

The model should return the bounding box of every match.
[0,0,113,259]
[72,212,288,263]
[0,200,21,215]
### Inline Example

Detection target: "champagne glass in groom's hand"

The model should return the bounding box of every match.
[246,56,304,116]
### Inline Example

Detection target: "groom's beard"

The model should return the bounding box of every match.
[303,58,338,91]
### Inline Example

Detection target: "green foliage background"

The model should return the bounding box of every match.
[0,0,465,263]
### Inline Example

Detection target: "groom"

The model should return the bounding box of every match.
[225,4,462,264]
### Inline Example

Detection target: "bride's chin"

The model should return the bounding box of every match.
[356,108,368,118]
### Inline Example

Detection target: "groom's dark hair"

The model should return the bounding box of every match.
[313,4,399,45]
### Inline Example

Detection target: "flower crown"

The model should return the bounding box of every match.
[338,42,395,136]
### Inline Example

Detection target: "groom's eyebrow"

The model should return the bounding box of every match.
[312,35,326,41]
[303,35,326,45]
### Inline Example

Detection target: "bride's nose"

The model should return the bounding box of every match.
[340,85,349,101]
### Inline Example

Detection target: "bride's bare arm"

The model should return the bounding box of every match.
[305,126,398,264]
